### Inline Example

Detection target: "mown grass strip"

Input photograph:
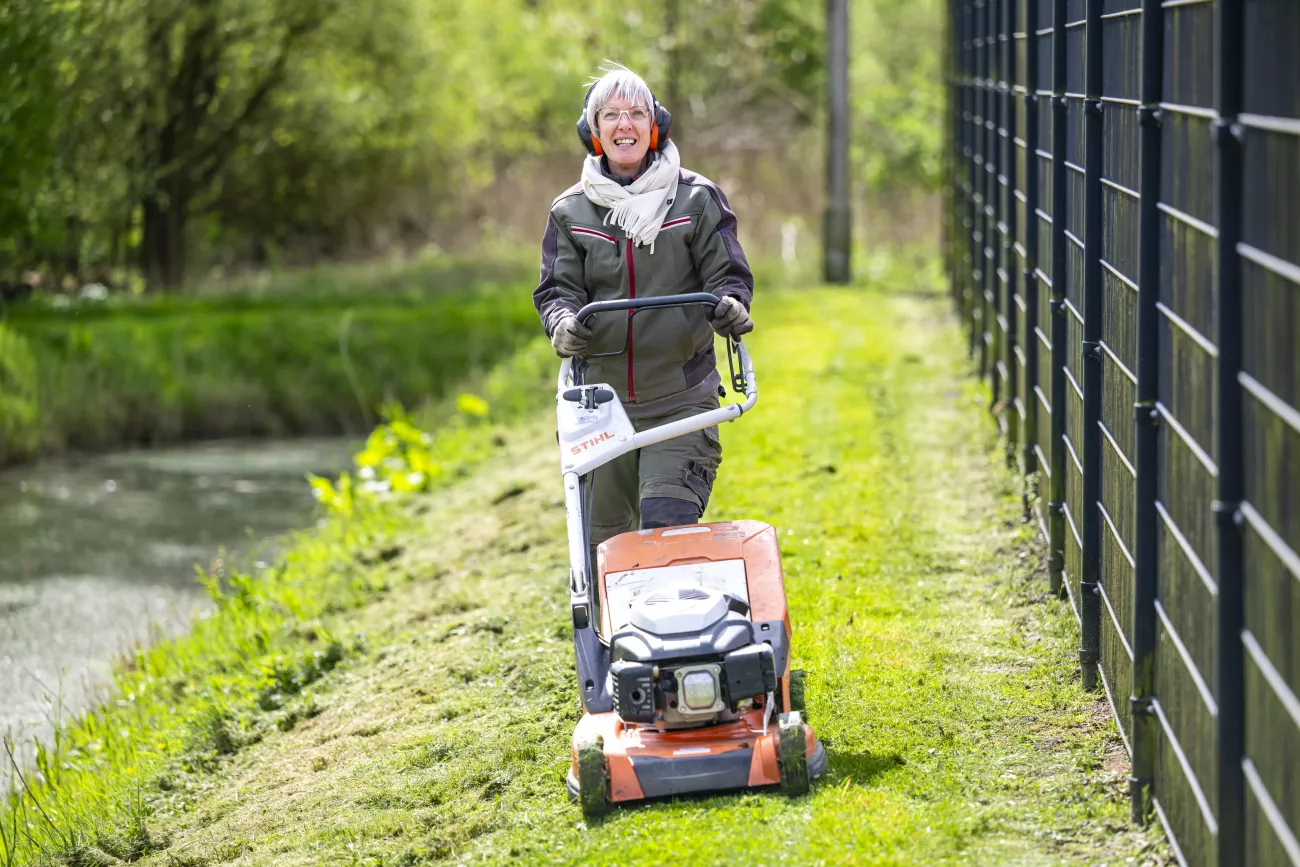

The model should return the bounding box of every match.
[6,274,1173,866]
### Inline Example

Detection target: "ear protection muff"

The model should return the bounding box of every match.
[576,82,672,158]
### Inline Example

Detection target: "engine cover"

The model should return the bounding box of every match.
[629,585,729,635]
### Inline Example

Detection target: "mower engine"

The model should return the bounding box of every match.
[606,585,787,730]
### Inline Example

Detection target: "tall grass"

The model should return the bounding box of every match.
[0,254,543,468]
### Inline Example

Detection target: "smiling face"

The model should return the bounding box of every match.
[595,94,653,178]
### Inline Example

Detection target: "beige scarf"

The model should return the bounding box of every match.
[580,141,681,252]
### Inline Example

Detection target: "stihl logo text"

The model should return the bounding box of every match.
[570,432,614,455]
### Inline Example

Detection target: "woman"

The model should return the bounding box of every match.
[533,64,756,555]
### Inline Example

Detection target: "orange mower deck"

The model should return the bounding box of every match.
[568,521,824,811]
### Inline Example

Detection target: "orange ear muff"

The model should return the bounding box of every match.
[652,103,671,152]
[592,137,603,156]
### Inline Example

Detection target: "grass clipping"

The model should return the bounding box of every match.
[3,278,1172,866]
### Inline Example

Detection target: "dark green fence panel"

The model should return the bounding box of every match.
[1032,0,1055,544]
[1060,0,1087,629]
[943,0,1300,862]
[996,0,1018,451]
[1097,0,1144,753]
[981,0,998,379]
[1049,0,1070,600]
[1238,0,1300,863]
[1012,0,1037,479]
[1152,0,1222,858]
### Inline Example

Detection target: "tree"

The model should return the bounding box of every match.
[133,0,335,289]
[0,0,943,287]
[0,2,61,276]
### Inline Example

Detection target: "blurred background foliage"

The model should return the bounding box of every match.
[0,0,942,293]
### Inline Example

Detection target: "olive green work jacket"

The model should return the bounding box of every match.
[532,168,755,419]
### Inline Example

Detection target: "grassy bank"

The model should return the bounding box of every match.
[4,274,1172,865]
[0,254,541,468]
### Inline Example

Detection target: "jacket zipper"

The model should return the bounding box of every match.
[625,238,637,402]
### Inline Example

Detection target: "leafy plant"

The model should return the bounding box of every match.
[310,397,492,515]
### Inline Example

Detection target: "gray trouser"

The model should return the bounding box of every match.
[586,396,723,552]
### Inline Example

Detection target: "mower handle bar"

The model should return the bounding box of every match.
[557,290,754,402]
[575,292,720,325]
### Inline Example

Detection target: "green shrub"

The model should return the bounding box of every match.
[0,324,38,455]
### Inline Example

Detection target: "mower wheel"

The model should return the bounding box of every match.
[776,711,810,797]
[574,733,609,819]
[788,668,807,718]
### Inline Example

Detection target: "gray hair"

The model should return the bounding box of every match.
[584,64,655,133]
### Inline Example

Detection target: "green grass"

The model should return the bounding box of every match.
[0,254,542,468]
[3,272,1173,865]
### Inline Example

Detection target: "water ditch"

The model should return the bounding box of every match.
[0,438,355,777]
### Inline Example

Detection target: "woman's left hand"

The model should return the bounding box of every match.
[710,296,754,337]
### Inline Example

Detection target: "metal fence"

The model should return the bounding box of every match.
[942,0,1299,864]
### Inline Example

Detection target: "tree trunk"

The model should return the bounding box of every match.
[665,0,682,141]
[141,184,188,292]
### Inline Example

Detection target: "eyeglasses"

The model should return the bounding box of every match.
[598,106,651,125]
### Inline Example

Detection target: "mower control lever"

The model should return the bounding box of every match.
[562,386,616,410]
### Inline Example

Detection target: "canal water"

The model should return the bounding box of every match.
[0,438,355,770]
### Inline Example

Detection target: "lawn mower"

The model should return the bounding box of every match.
[556,292,825,817]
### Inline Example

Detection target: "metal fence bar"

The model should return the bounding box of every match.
[1129,0,1164,828]
[1047,0,1068,598]
[1078,0,1104,692]
[1213,0,1246,863]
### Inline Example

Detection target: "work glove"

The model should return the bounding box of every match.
[710,296,754,338]
[551,313,593,357]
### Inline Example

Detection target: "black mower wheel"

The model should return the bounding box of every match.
[776,711,810,797]
[574,733,609,819]
[788,668,807,718]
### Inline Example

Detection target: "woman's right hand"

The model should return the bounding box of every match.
[551,313,593,357]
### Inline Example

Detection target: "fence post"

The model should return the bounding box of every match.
[969,1,984,361]
[960,0,971,313]
[1047,0,1068,598]
[956,2,968,317]
[943,0,954,302]
[1213,0,1245,863]
[980,0,996,382]
[966,3,978,334]
[1076,0,1103,692]
[1129,0,1164,828]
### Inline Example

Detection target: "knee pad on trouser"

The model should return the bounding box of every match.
[640,496,702,530]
